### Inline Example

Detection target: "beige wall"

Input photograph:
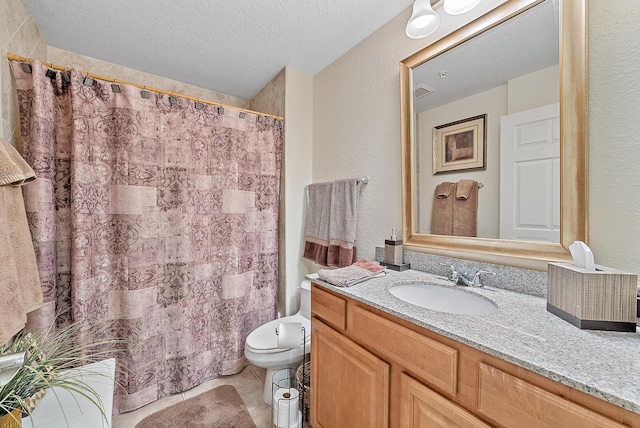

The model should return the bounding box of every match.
[416,66,558,239]
[47,46,250,111]
[283,67,314,315]
[249,68,285,118]
[417,85,507,238]
[507,65,559,114]
[4,0,640,297]
[0,0,47,144]
[251,66,313,315]
[589,0,640,273]
[313,0,507,262]
[314,1,640,274]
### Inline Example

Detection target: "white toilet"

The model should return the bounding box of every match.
[245,280,312,404]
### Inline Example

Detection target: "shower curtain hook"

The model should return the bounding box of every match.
[169,92,178,105]
[110,78,121,93]
[140,86,150,99]
[194,98,204,110]
[20,62,32,74]
[82,72,94,86]
[20,58,33,74]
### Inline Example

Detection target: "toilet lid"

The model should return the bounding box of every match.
[246,316,310,351]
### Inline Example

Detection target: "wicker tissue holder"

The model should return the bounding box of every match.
[547,262,638,332]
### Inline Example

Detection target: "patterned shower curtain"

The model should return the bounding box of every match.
[11,60,283,413]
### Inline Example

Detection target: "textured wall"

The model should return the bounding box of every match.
[313,1,640,275]
[248,67,289,313]
[589,1,640,273]
[249,68,285,118]
[417,85,507,238]
[6,0,640,294]
[312,1,507,262]
[47,46,250,110]
[416,66,558,238]
[283,67,314,314]
[0,0,47,144]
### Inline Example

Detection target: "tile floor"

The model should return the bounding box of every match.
[112,364,274,427]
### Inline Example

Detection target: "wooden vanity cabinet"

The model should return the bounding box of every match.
[311,318,389,428]
[400,372,491,427]
[311,283,640,428]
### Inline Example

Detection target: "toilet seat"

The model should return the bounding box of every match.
[245,315,310,354]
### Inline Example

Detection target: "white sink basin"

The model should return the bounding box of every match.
[389,282,497,315]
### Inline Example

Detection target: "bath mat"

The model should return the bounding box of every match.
[135,384,256,428]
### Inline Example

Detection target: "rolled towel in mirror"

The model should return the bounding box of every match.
[456,179,477,200]
[435,182,454,198]
[277,322,303,349]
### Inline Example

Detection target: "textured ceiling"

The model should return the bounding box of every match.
[24,0,414,99]
[412,0,559,112]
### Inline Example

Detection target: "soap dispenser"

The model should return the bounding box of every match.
[381,228,410,271]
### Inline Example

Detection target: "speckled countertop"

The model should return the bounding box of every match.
[310,269,640,414]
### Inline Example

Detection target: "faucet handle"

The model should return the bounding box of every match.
[439,263,459,282]
[472,270,495,287]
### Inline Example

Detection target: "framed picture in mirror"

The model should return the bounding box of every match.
[433,114,486,174]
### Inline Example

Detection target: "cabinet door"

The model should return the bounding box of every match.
[400,372,491,428]
[477,363,627,428]
[311,318,390,428]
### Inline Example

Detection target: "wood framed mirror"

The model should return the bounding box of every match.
[400,0,587,270]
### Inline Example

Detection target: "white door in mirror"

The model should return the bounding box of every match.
[500,103,560,242]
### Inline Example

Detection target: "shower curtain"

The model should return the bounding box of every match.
[11,60,283,413]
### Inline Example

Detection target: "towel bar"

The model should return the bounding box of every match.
[305,177,369,189]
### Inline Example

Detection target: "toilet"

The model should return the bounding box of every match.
[245,280,312,404]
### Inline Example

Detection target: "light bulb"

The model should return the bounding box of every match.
[406,0,440,39]
[443,0,483,15]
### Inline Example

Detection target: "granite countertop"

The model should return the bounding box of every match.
[310,269,640,414]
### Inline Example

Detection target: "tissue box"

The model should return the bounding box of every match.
[547,262,638,332]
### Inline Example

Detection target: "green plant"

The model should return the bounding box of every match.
[0,323,119,425]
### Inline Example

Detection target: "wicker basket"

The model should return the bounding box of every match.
[0,408,22,428]
[295,360,311,424]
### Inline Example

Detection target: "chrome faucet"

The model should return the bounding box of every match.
[439,264,495,288]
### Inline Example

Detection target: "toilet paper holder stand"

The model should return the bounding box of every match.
[272,326,306,428]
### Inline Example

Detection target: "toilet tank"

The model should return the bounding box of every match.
[299,280,311,319]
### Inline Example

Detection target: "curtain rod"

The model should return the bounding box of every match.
[7,52,284,121]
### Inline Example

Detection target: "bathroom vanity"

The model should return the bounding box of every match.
[310,270,640,427]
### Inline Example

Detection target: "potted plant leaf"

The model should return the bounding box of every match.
[0,323,119,427]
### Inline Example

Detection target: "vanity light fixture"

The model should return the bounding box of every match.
[443,0,483,15]
[405,0,440,39]
[406,0,483,39]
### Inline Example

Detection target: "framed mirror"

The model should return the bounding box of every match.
[400,0,587,270]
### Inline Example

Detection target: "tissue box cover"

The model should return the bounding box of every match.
[547,262,638,332]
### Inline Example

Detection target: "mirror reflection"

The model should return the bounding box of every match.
[412,0,560,241]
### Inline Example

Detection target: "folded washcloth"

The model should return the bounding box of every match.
[435,182,455,199]
[317,258,385,287]
[456,179,477,200]
[0,138,36,186]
